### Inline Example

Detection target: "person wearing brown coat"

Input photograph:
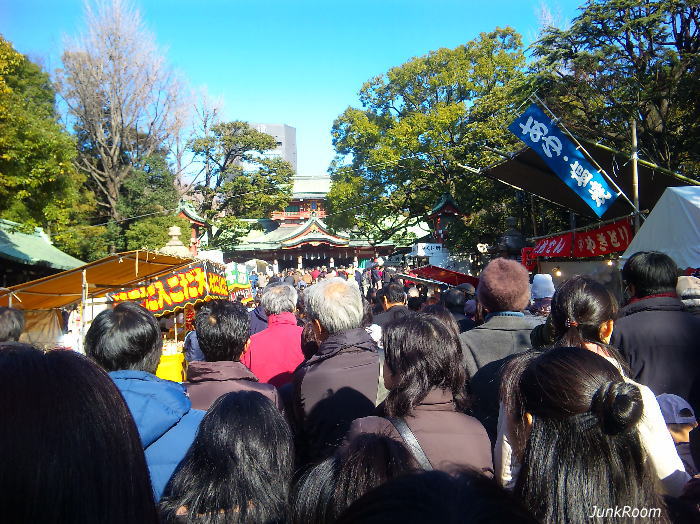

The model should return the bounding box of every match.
[348,314,493,474]
[291,278,380,464]
[185,300,280,411]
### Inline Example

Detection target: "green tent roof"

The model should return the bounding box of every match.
[0,219,84,270]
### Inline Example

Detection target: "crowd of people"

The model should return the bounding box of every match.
[2,250,700,522]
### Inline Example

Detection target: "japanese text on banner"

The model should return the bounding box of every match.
[508,104,618,218]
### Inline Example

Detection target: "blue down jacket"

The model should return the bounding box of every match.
[109,370,205,500]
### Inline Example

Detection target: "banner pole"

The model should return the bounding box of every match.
[631,118,641,232]
[529,94,640,215]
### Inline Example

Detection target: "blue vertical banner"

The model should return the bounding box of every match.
[508,104,618,217]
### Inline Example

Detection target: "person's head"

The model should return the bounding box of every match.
[456,282,476,300]
[501,347,664,523]
[195,299,250,362]
[421,303,460,338]
[622,251,678,299]
[0,307,24,342]
[550,275,618,348]
[406,286,420,298]
[382,314,467,417]
[335,469,537,524]
[443,288,467,314]
[305,277,363,340]
[85,301,162,373]
[381,282,406,310]
[407,296,424,311]
[657,393,698,444]
[292,434,415,524]
[301,321,320,360]
[0,343,157,523]
[160,391,293,523]
[261,283,297,315]
[477,258,530,313]
[531,274,555,300]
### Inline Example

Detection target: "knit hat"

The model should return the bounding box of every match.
[531,274,555,299]
[477,258,531,313]
[656,394,696,425]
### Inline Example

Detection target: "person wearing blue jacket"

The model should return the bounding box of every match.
[84,302,205,500]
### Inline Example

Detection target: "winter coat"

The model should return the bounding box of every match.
[459,314,543,443]
[109,370,205,500]
[291,327,379,463]
[348,389,493,474]
[249,305,269,336]
[242,312,304,388]
[611,296,700,402]
[185,360,281,411]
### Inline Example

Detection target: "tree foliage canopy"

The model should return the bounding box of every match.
[533,0,700,177]
[191,121,294,249]
[326,28,544,249]
[0,36,89,236]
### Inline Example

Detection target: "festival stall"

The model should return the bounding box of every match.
[402,265,479,288]
[620,187,700,272]
[225,262,254,303]
[0,251,229,381]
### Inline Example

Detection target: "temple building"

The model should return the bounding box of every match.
[227,176,394,269]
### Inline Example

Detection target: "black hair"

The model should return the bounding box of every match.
[335,469,537,524]
[195,299,250,362]
[622,251,679,298]
[549,275,627,368]
[382,313,468,417]
[0,343,158,523]
[421,303,460,338]
[361,297,374,327]
[292,433,415,524]
[0,306,24,342]
[443,288,466,313]
[501,347,666,523]
[382,282,406,305]
[85,301,162,373]
[301,321,319,360]
[407,296,424,311]
[160,391,294,523]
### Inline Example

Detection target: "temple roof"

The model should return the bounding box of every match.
[231,216,392,252]
[0,219,84,271]
[292,176,331,199]
[178,199,208,225]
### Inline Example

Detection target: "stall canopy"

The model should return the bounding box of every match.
[0,251,197,310]
[621,187,700,269]
[485,146,696,219]
[407,265,479,288]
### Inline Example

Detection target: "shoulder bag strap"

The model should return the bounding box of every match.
[386,416,433,471]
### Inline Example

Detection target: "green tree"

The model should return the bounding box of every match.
[327,28,550,250]
[533,0,700,177]
[191,121,294,249]
[0,36,91,236]
[124,215,190,251]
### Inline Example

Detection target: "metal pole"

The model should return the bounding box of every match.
[631,119,640,232]
[79,269,87,353]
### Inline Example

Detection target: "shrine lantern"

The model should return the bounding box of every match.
[427,193,461,242]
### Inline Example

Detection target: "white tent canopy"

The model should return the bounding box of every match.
[621,187,700,269]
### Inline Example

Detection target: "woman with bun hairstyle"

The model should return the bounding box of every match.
[496,275,689,497]
[502,347,667,523]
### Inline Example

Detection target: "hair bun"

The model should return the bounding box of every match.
[591,381,643,435]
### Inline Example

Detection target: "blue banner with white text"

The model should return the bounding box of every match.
[508,104,617,217]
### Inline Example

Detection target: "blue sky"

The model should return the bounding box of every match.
[1,0,584,178]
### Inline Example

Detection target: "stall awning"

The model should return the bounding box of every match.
[484,146,695,219]
[0,251,197,310]
[407,265,479,287]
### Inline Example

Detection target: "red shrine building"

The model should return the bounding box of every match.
[227,176,393,269]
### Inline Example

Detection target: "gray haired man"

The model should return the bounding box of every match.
[291,277,380,463]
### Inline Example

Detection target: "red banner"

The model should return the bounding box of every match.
[532,233,573,257]
[572,219,633,258]
[108,262,229,315]
[532,218,633,259]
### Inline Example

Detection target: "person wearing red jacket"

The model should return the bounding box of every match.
[243,284,304,388]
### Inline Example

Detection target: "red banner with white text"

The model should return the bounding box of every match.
[532,218,633,259]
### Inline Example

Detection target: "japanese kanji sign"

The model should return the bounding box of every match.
[108,262,229,315]
[509,104,618,217]
[531,218,633,259]
[572,219,633,258]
